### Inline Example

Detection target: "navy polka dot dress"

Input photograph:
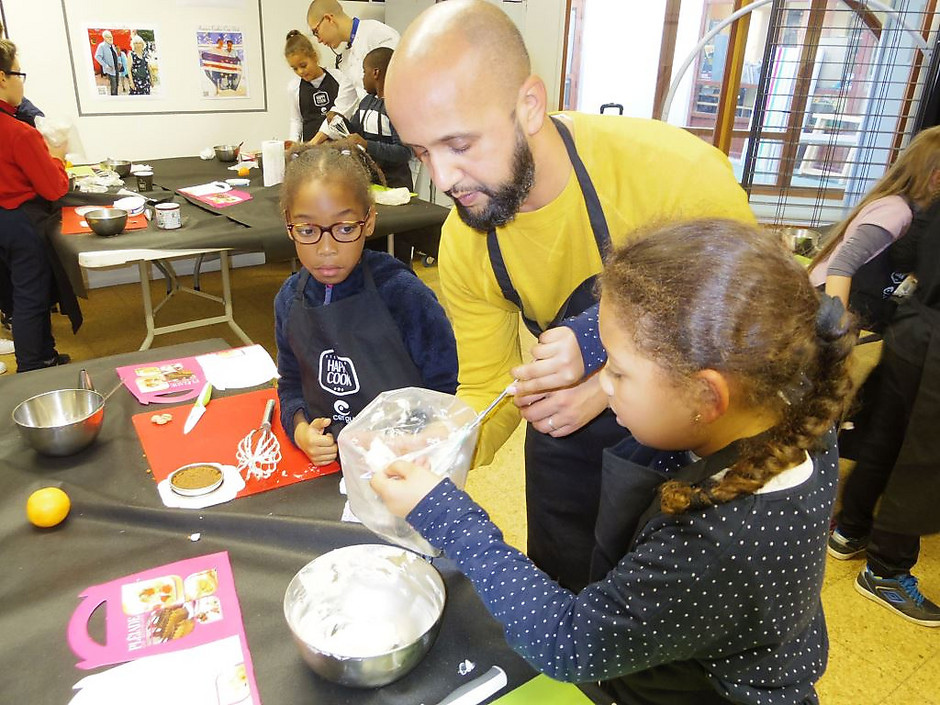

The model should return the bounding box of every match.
[408,429,839,704]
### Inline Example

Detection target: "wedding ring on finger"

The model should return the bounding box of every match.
[547,416,555,430]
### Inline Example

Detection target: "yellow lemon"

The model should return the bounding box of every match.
[27,487,71,528]
[237,166,250,178]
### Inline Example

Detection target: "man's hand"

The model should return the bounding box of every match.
[514,373,608,437]
[294,417,338,466]
[511,326,585,397]
[370,460,444,518]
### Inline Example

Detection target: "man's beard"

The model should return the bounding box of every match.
[448,129,535,232]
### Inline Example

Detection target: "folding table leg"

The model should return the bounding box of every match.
[138,260,157,351]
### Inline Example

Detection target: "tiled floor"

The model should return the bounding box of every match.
[8,258,936,704]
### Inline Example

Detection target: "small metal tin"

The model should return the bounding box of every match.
[168,462,224,497]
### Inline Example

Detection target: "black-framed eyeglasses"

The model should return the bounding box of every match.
[286,213,371,245]
[6,71,26,83]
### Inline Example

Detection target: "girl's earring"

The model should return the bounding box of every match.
[693,413,702,423]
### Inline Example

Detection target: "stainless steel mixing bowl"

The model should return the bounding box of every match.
[85,208,128,237]
[13,388,105,456]
[100,159,132,177]
[284,544,446,688]
[214,144,240,162]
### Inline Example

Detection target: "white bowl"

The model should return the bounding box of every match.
[113,196,146,216]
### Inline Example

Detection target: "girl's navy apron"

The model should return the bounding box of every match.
[592,439,816,705]
[286,261,424,435]
[299,71,340,142]
[874,298,940,536]
[485,115,626,592]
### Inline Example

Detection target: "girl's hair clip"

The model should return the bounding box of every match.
[340,149,351,156]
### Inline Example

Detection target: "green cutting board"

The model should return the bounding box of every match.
[491,674,598,704]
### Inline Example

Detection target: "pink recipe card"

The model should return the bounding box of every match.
[116,356,206,404]
[67,550,259,702]
[194,189,252,208]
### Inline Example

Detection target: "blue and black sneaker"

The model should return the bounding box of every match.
[827,527,868,560]
[855,568,940,627]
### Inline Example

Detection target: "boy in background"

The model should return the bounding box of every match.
[347,47,412,191]
[348,47,438,267]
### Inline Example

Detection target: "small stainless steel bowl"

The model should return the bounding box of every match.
[284,544,446,688]
[85,208,128,237]
[13,388,105,456]
[214,144,240,162]
[101,159,132,177]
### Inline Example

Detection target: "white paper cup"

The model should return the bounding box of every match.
[155,203,182,230]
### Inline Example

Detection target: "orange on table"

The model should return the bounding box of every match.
[237,166,250,178]
[27,487,71,528]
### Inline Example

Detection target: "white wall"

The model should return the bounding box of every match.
[4,0,312,162]
[4,0,565,164]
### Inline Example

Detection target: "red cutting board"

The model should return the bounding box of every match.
[62,206,150,235]
[132,387,339,498]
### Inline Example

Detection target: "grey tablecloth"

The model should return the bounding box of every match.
[0,341,558,704]
[52,157,450,297]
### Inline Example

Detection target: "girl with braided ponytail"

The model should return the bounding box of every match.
[372,219,855,705]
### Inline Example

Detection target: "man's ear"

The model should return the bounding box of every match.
[693,369,730,423]
[516,74,547,136]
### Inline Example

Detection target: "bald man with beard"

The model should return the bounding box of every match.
[386,0,756,591]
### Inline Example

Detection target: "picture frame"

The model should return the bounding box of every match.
[60,0,268,116]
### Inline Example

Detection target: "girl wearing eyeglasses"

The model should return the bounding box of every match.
[274,142,457,466]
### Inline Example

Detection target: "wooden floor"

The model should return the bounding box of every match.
[3,259,938,704]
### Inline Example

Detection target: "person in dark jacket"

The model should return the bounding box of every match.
[275,142,457,467]
[828,198,940,627]
[373,220,856,704]
[348,46,438,267]
[0,39,73,372]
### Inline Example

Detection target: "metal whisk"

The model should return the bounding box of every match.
[236,399,282,480]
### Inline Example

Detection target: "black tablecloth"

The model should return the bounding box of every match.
[0,341,549,705]
[52,158,450,297]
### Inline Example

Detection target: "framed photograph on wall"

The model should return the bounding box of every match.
[61,0,267,115]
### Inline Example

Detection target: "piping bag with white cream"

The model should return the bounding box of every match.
[337,384,514,555]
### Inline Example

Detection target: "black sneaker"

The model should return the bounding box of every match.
[828,527,869,559]
[42,353,71,368]
[855,568,940,627]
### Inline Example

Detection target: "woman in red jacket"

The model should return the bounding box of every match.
[0,39,71,371]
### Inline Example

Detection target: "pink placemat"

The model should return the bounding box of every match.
[67,551,260,705]
[116,356,206,404]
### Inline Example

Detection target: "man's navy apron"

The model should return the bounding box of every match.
[486,116,626,591]
[286,261,424,436]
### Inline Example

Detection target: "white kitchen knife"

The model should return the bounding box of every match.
[183,383,213,434]
[435,666,507,705]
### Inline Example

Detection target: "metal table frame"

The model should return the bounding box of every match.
[78,246,253,350]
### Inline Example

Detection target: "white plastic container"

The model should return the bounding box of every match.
[155,202,181,230]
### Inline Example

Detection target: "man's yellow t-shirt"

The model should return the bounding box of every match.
[439,112,757,465]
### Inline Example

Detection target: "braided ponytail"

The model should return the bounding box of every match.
[600,220,857,515]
